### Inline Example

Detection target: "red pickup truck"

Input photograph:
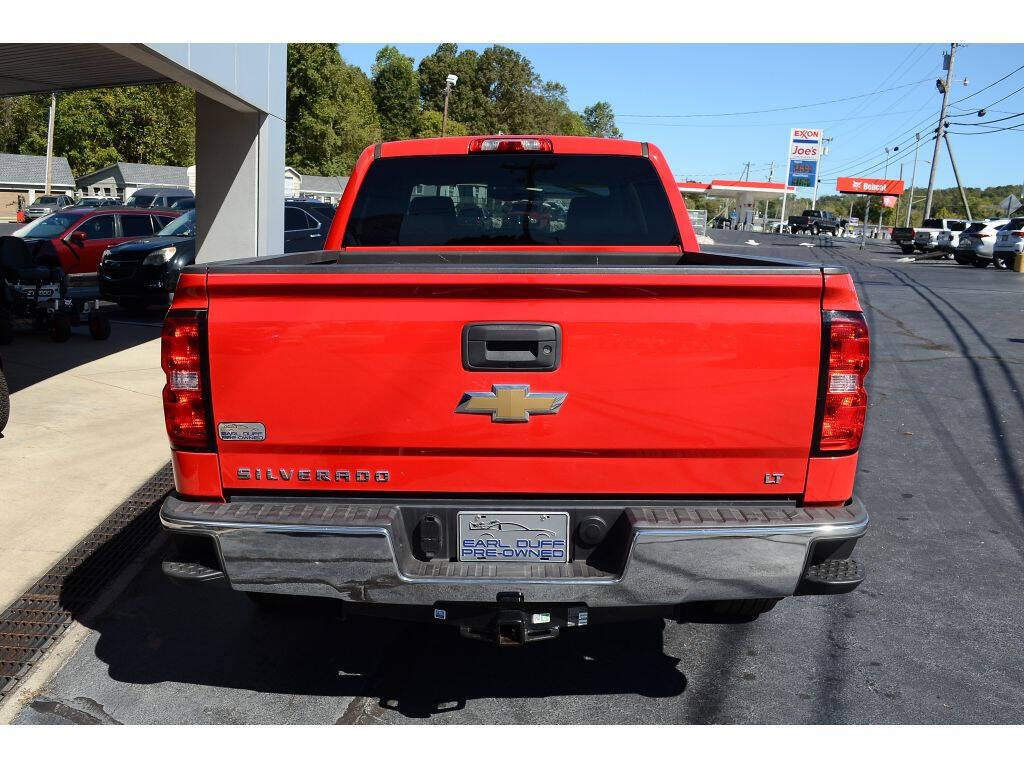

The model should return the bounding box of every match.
[159,135,870,645]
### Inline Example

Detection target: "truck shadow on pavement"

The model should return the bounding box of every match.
[71,542,686,721]
[2,314,162,394]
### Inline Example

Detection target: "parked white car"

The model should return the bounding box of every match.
[955,219,1011,267]
[992,216,1024,270]
[914,218,966,256]
[935,220,970,257]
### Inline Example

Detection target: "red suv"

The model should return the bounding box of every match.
[15,207,182,274]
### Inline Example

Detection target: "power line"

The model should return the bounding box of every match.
[617,79,931,119]
[822,109,939,178]
[947,119,1024,135]
[947,110,1024,127]
[836,44,932,125]
[948,83,1024,116]
[619,106,929,129]
[824,61,1024,179]
[948,64,1024,106]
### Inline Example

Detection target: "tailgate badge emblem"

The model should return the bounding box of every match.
[456,385,566,423]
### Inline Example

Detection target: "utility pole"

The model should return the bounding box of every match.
[924,43,957,218]
[905,133,921,227]
[741,161,751,181]
[943,133,972,220]
[441,73,458,137]
[810,136,832,210]
[44,92,56,195]
[763,160,774,231]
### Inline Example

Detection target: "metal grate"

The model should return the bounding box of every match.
[0,464,174,703]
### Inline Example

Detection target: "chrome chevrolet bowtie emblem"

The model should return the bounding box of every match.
[455,384,567,423]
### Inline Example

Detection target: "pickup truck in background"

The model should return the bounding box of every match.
[158,135,871,645]
[787,209,842,236]
[914,218,966,257]
[891,225,916,253]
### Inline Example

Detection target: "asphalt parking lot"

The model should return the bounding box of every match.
[6,229,1024,724]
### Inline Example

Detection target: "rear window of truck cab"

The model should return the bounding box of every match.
[342,154,680,247]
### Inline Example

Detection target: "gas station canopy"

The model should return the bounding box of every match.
[678,179,798,202]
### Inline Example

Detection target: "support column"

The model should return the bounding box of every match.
[195,93,284,263]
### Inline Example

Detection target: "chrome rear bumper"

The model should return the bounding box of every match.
[160,496,868,607]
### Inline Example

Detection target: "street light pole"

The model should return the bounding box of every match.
[894,162,904,225]
[924,43,957,218]
[441,73,458,137]
[905,132,921,227]
[877,147,892,239]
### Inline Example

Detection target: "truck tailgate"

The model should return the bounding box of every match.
[205,269,824,496]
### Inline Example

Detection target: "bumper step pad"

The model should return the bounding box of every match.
[161,560,225,583]
[799,558,864,594]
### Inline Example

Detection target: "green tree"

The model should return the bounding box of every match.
[1,85,195,176]
[583,101,622,138]
[287,43,380,176]
[418,44,490,132]
[372,46,420,141]
[415,109,468,138]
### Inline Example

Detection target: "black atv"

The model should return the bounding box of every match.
[0,236,110,344]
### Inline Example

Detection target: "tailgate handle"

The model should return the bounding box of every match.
[462,323,561,371]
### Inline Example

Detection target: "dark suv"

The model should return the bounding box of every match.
[125,187,195,210]
[98,201,336,310]
[98,209,196,310]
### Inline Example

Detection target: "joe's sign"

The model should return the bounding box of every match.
[836,177,905,196]
[788,127,823,160]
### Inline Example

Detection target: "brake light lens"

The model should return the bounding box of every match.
[162,311,211,450]
[819,311,870,452]
[468,137,553,153]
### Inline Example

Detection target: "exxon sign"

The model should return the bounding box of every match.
[789,128,823,160]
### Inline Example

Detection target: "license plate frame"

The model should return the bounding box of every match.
[457,511,570,563]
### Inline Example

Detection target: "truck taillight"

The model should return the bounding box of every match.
[468,137,553,153]
[818,311,870,453]
[162,310,212,450]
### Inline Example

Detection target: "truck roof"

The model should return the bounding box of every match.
[376,135,649,158]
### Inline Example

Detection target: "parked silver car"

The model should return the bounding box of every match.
[955,219,1010,268]
[23,194,74,222]
[992,216,1024,270]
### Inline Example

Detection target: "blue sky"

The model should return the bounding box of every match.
[339,43,1024,192]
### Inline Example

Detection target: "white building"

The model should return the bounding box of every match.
[75,161,191,201]
[0,152,76,220]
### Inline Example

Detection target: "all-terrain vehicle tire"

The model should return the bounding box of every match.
[51,314,72,342]
[0,367,9,434]
[88,313,111,340]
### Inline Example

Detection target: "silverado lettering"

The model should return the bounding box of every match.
[235,468,390,482]
[158,134,870,645]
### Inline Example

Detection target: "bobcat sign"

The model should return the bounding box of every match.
[836,177,905,196]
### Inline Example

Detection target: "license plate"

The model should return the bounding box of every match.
[458,511,570,563]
